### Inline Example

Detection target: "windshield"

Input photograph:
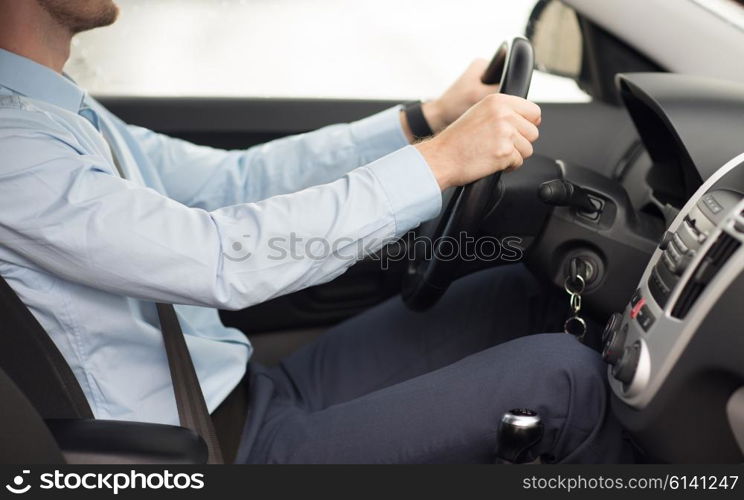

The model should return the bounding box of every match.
[65,0,589,102]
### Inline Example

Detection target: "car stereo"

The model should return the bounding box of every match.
[603,152,744,462]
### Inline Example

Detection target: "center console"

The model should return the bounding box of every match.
[603,152,744,463]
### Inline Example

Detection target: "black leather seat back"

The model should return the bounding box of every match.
[0,275,93,419]
[0,366,65,464]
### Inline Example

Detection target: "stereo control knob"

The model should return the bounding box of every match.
[612,341,641,386]
[602,319,628,366]
[601,312,622,344]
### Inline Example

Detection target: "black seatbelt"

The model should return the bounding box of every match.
[156,304,223,464]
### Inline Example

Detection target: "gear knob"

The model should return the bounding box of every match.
[496,409,544,464]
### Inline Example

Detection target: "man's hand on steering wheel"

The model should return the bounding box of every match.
[401,38,538,311]
[420,59,503,134]
[417,93,541,190]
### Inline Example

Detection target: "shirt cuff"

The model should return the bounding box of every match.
[365,145,442,238]
[349,106,410,164]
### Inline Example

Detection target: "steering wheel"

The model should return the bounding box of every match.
[402,37,535,311]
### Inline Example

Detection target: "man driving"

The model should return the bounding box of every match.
[0,0,629,463]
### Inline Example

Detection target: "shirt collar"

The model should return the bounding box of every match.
[0,48,86,113]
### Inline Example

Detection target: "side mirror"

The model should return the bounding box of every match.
[525,0,583,80]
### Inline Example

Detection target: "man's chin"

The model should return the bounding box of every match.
[74,3,120,33]
[102,2,120,27]
[38,0,120,34]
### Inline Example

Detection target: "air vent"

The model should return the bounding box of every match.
[671,231,741,318]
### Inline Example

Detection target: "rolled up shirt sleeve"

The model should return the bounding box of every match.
[124,106,411,210]
[0,114,441,311]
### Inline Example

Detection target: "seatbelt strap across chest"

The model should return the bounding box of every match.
[156,304,224,464]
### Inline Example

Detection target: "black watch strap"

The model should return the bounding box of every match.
[403,101,434,140]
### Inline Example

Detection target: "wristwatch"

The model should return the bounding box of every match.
[403,101,434,141]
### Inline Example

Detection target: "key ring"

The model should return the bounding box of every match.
[564,315,587,339]
[569,293,582,314]
[564,275,585,296]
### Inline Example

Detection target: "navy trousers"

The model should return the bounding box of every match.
[234,264,630,463]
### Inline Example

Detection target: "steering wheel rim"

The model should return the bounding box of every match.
[401,37,535,311]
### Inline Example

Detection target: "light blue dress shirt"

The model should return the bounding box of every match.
[0,48,441,425]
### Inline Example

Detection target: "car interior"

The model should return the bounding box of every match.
[1,0,744,464]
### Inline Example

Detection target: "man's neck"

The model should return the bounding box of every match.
[0,1,72,73]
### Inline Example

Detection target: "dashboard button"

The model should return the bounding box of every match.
[630,298,646,319]
[672,251,695,276]
[658,231,674,251]
[648,267,671,308]
[637,305,655,331]
[701,194,723,214]
[678,218,704,251]
[672,233,689,254]
[662,251,677,272]
[655,256,680,288]
[665,242,682,264]
[630,289,642,307]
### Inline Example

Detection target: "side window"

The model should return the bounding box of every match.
[65,0,589,102]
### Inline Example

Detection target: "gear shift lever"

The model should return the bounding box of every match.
[496,409,544,464]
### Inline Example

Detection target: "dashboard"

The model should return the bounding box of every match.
[431,70,744,463]
[601,74,744,462]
